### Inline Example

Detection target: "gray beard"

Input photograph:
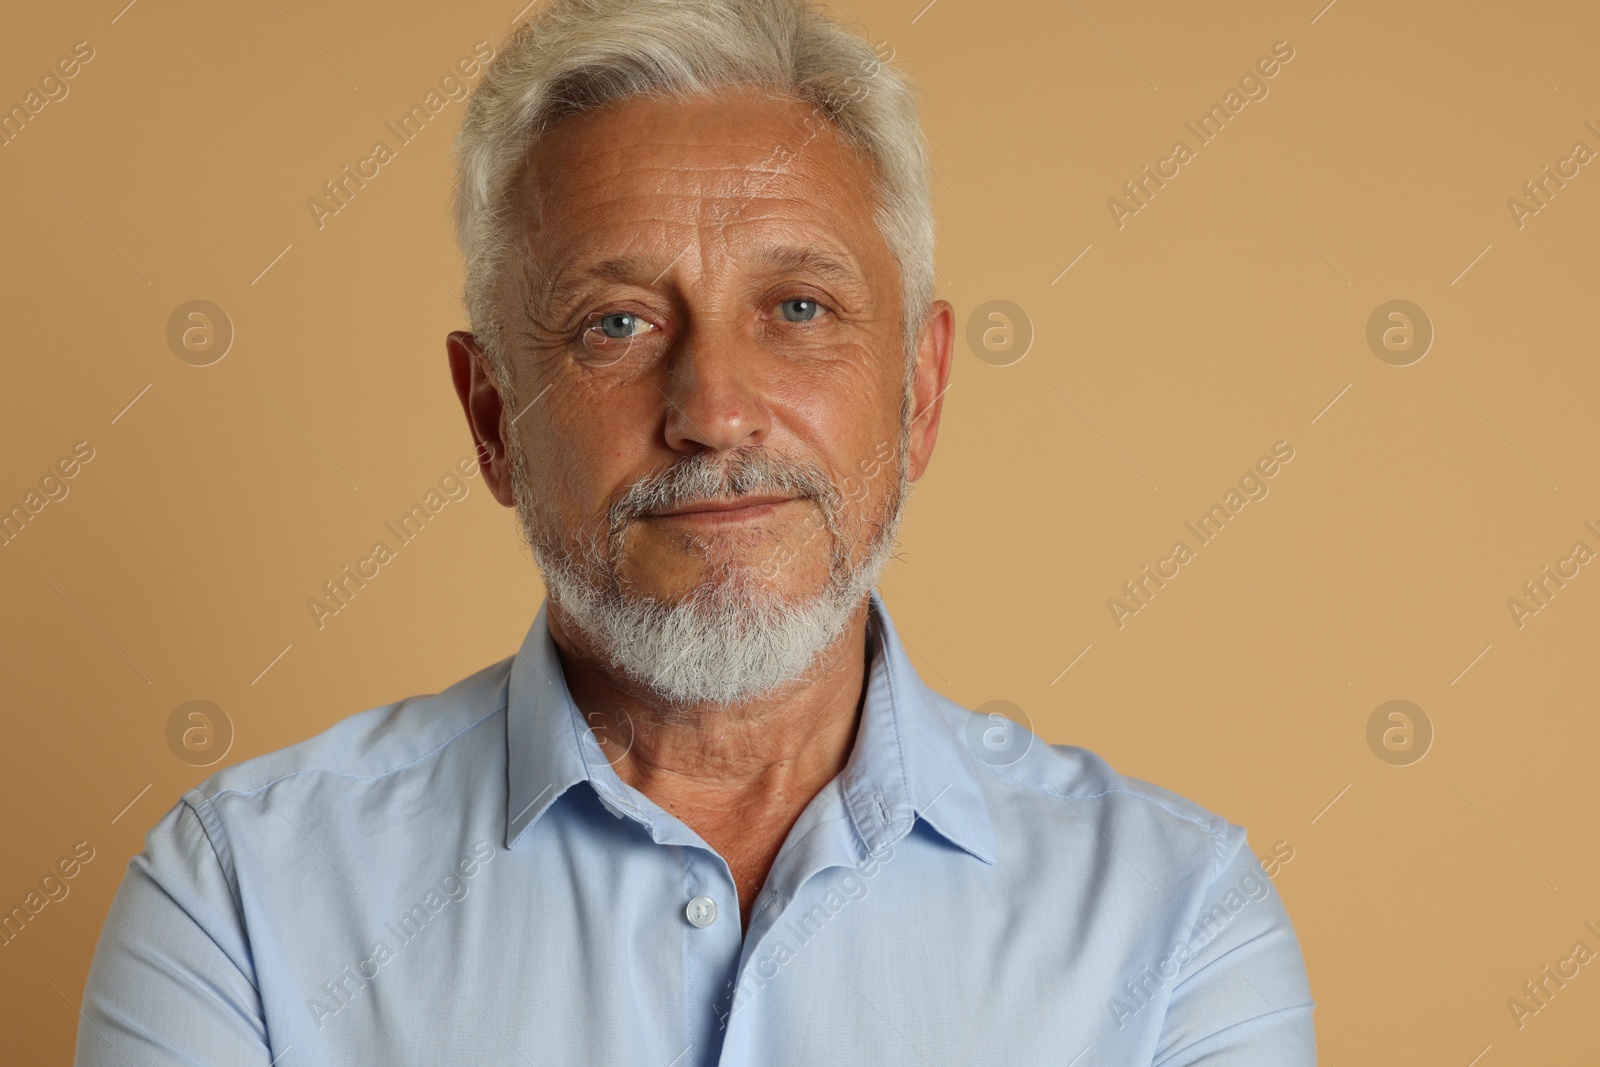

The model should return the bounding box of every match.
[508,427,910,714]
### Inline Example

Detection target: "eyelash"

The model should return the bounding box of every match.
[575,294,834,346]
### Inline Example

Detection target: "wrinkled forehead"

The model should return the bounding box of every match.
[508,89,884,277]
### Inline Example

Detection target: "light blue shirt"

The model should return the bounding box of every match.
[77,589,1315,1065]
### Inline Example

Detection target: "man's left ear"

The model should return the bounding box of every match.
[906,300,954,483]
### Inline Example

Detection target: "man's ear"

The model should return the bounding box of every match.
[906,299,954,483]
[446,330,517,508]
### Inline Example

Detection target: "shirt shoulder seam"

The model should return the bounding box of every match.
[980,766,1229,850]
[199,699,509,804]
[177,793,254,983]
[185,795,235,885]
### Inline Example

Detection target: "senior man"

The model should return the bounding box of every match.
[78,0,1315,1063]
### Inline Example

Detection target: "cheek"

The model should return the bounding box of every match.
[773,372,901,494]
[775,363,896,447]
[549,445,608,516]
[532,386,617,478]
[516,424,583,520]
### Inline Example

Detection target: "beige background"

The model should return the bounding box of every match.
[2,0,1597,1061]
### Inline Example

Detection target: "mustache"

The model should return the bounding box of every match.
[606,447,842,530]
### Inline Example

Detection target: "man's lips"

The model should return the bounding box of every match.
[645,494,800,518]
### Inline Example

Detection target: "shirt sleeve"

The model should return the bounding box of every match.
[75,798,275,1066]
[1150,826,1318,1067]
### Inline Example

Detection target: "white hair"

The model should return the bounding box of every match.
[449,0,936,412]
[520,440,911,712]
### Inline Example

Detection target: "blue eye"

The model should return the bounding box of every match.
[778,298,821,323]
[596,312,649,339]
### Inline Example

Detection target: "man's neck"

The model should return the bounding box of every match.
[547,597,872,799]
[546,598,874,928]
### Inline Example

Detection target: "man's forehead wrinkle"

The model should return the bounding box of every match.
[526,124,867,236]
[537,120,819,177]
[536,164,861,233]
[532,124,850,200]
[537,162,827,218]
[523,114,879,321]
[571,136,808,160]
[534,215,850,284]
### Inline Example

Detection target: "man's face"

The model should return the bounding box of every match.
[455,88,949,705]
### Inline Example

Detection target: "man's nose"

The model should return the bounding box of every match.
[659,317,773,455]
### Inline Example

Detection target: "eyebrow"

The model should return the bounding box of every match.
[750,245,868,292]
[538,243,870,316]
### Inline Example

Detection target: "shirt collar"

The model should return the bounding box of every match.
[505,588,995,866]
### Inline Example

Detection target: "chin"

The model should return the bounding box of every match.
[635,536,829,600]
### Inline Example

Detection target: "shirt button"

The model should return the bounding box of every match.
[686,895,718,928]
